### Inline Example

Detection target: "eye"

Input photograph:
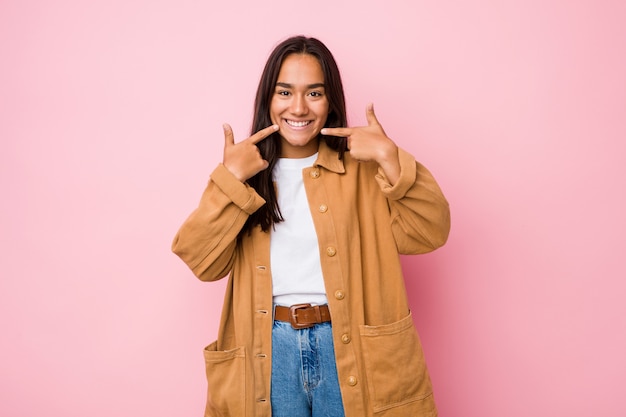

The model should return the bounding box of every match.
[309,91,323,97]
[276,90,290,96]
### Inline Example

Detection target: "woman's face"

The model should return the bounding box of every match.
[270,53,329,158]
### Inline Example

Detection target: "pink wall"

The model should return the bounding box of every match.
[2,0,625,416]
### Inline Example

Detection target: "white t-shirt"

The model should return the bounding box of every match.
[271,153,328,307]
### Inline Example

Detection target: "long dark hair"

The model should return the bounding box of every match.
[241,36,348,235]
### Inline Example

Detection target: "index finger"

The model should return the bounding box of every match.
[248,124,279,144]
[321,127,353,137]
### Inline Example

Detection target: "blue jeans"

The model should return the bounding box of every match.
[271,320,346,417]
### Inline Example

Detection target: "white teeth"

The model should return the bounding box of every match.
[286,120,311,127]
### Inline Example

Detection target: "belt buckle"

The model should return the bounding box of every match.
[289,303,314,330]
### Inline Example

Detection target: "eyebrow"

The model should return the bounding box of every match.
[275,82,325,89]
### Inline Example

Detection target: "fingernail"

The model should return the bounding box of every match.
[320,128,327,134]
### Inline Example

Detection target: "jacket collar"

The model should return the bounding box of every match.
[314,140,346,174]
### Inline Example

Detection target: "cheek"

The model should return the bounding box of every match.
[318,101,330,123]
[269,100,280,121]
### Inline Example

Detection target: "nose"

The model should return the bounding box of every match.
[289,93,308,116]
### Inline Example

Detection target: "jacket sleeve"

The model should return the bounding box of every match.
[375,148,451,254]
[171,164,266,281]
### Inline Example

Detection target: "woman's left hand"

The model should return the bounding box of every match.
[321,103,401,185]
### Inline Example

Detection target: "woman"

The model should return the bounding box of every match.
[172,35,450,417]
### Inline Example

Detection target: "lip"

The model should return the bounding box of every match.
[283,119,313,130]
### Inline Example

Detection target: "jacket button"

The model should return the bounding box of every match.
[347,376,358,386]
[334,290,345,300]
[341,333,351,344]
[326,247,337,257]
[310,169,320,179]
[319,204,328,213]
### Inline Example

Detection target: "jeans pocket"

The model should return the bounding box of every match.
[203,341,246,416]
[359,313,436,415]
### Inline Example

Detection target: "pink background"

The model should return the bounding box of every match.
[2,0,625,416]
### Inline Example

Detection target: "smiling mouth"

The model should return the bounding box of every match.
[285,119,312,128]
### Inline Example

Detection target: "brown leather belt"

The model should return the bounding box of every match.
[274,304,331,329]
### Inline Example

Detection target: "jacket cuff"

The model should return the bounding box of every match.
[375,148,417,200]
[210,164,266,214]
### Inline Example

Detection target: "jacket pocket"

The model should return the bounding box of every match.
[203,341,246,417]
[359,313,437,416]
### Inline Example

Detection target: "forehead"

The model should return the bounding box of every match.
[277,53,324,84]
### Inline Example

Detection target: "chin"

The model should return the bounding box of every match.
[282,133,316,145]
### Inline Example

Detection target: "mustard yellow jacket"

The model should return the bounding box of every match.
[172,140,451,417]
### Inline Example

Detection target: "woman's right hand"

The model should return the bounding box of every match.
[222,123,278,182]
